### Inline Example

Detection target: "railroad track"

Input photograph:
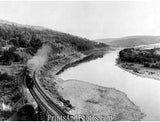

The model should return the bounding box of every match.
[25,69,74,121]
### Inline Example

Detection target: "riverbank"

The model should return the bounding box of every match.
[117,60,160,81]
[117,47,160,81]
[56,49,107,75]
[57,79,145,121]
[38,48,109,106]
[38,49,145,121]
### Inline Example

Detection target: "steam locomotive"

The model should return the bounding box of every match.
[23,66,34,88]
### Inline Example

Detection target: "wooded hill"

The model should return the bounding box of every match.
[0,20,108,65]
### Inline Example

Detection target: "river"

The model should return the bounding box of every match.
[60,50,160,120]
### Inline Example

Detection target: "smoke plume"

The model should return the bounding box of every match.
[27,44,51,71]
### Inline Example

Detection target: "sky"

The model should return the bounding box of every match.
[0,1,160,40]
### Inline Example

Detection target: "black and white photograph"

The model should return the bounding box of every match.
[0,0,160,121]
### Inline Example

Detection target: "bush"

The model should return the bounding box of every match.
[25,47,37,56]
[0,47,22,65]
[0,73,14,81]
[144,62,150,67]
[9,38,19,47]
[30,36,42,49]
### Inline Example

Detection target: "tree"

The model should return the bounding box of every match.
[30,35,42,49]
[9,38,19,47]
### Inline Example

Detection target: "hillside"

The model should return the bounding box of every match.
[96,36,160,48]
[0,19,109,65]
[0,20,108,120]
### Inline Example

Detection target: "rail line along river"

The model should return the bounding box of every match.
[60,50,160,120]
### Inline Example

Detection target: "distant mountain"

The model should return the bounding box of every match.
[96,36,160,47]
